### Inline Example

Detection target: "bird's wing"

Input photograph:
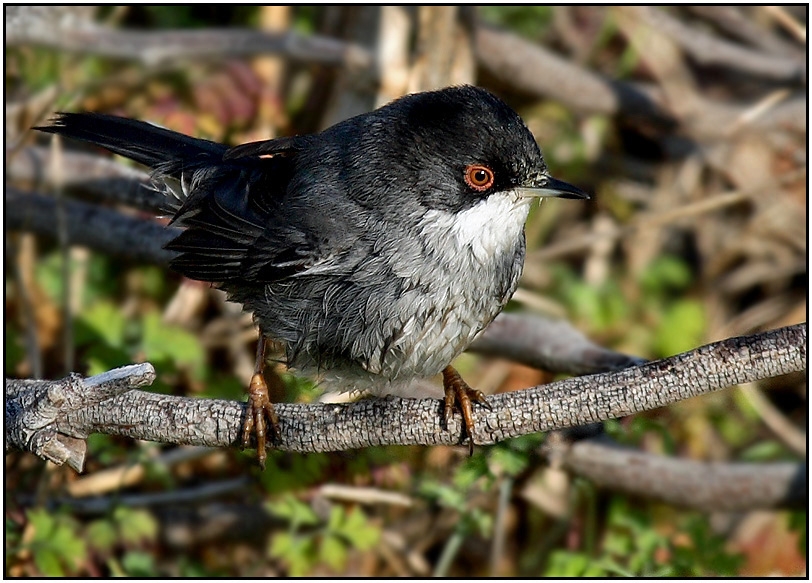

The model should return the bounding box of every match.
[36,113,331,284]
[165,152,331,284]
[223,135,304,160]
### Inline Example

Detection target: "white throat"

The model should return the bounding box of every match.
[422,190,532,264]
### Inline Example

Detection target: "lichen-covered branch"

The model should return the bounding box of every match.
[5,363,156,471]
[6,325,805,476]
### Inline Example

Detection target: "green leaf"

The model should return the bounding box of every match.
[75,301,126,348]
[265,495,320,527]
[49,522,87,571]
[121,551,157,576]
[326,505,344,532]
[86,520,117,554]
[26,508,54,540]
[418,480,467,511]
[738,439,787,462]
[26,509,86,575]
[338,507,379,550]
[269,533,317,577]
[140,311,204,376]
[260,453,330,494]
[639,256,693,295]
[33,251,66,303]
[113,507,159,546]
[33,548,65,577]
[544,550,606,577]
[654,299,705,357]
[319,534,348,571]
[789,511,806,555]
[478,6,553,40]
[269,532,295,558]
[5,325,24,374]
[85,344,132,376]
[462,508,493,538]
[488,446,529,478]
[454,453,490,488]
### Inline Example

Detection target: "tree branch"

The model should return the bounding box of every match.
[470,313,645,375]
[5,6,372,70]
[546,434,806,511]
[474,25,674,126]
[8,145,164,212]
[5,186,177,265]
[629,6,806,83]
[6,325,805,474]
[5,363,156,471]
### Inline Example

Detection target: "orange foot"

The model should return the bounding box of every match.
[442,365,492,455]
[241,372,279,469]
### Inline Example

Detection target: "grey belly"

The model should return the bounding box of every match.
[237,242,524,394]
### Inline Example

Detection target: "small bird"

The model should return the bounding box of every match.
[37,85,589,465]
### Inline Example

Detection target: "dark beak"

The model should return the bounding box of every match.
[518,176,591,200]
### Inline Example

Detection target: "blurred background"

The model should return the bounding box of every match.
[5,5,807,577]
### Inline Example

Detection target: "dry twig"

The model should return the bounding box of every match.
[6,325,805,477]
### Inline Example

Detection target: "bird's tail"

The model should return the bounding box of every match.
[35,112,228,171]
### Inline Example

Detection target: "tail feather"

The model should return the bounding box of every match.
[35,111,309,285]
[35,112,227,171]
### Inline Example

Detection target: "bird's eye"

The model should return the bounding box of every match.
[464,164,495,192]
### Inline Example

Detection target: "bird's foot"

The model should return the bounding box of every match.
[241,372,279,469]
[442,366,492,455]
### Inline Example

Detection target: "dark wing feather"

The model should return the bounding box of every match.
[36,112,322,284]
[223,135,306,160]
[164,156,323,283]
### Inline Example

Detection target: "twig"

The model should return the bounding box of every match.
[549,435,806,511]
[6,235,43,379]
[50,136,76,374]
[470,313,645,375]
[433,529,465,577]
[5,363,157,471]
[474,24,674,125]
[318,484,415,507]
[67,446,215,498]
[687,6,802,57]
[5,187,178,265]
[726,88,793,136]
[5,6,372,70]
[381,529,431,576]
[47,477,252,515]
[489,476,512,576]
[7,145,162,212]
[629,6,806,83]
[527,186,771,262]
[761,5,807,44]
[738,382,806,457]
[5,325,804,465]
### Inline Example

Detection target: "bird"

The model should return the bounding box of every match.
[36,85,589,466]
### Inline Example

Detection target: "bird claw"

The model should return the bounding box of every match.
[242,372,279,469]
[442,366,490,455]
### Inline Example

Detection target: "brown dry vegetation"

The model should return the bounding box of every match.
[5,6,806,577]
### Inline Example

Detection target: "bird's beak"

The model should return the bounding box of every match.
[518,176,591,200]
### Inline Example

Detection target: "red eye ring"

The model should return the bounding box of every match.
[464,164,494,192]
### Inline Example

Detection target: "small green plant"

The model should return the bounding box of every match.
[21,508,88,576]
[546,497,744,577]
[266,495,380,576]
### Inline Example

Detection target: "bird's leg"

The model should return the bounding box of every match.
[241,336,279,469]
[442,365,492,455]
